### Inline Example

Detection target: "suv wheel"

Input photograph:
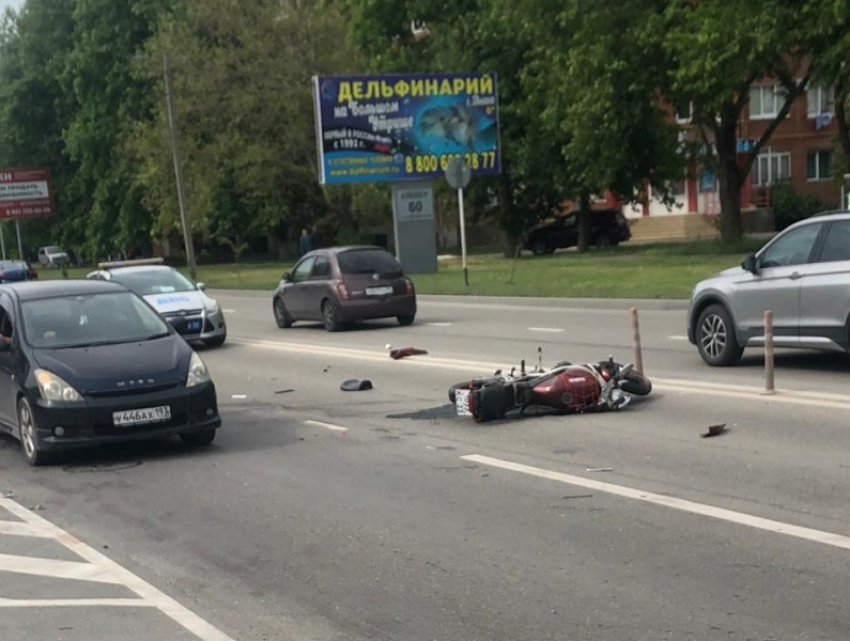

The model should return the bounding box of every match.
[696,304,744,366]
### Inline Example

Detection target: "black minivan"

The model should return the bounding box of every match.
[522,209,632,255]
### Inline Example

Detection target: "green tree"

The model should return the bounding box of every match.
[662,0,833,241]
[128,0,355,258]
[0,0,79,258]
[529,0,683,252]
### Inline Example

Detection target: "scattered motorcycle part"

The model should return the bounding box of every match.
[390,347,428,360]
[701,423,728,438]
[341,379,373,391]
[274,389,294,394]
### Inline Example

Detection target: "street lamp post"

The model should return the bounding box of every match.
[162,53,197,280]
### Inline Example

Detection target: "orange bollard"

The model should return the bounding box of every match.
[763,310,775,395]
[630,307,644,374]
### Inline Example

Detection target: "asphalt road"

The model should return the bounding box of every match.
[2,292,850,640]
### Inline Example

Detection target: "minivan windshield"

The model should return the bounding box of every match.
[337,249,403,276]
[22,292,170,349]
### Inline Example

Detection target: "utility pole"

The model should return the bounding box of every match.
[163,53,197,280]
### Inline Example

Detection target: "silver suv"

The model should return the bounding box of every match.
[688,210,850,366]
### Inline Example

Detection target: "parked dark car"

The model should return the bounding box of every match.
[522,209,632,255]
[0,260,38,283]
[0,280,221,465]
[272,246,417,331]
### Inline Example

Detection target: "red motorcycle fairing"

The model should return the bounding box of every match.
[529,365,602,412]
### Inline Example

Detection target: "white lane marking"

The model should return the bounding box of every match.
[304,419,348,434]
[0,552,124,584]
[0,498,235,641]
[0,598,155,608]
[425,322,453,327]
[0,520,54,538]
[667,335,689,341]
[222,309,236,313]
[528,327,564,333]
[233,337,850,409]
[462,455,850,552]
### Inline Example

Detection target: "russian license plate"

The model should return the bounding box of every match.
[455,389,472,416]
[365,286,393,296]
[186,320,202,333]
[113,406,171,427]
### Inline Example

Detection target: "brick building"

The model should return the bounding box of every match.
[626,81,844,220]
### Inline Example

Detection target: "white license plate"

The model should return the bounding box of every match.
[113,405,172,427]
[455,389,472,416]
[365,286,393,296]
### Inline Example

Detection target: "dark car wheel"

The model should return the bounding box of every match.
[180,429,216,447]
[696,304,744,366]
[397,314,415,326]
[531,239,548,256]
[322,299,342,332]
[273,297,293,328]
[595,234,612,248]
[18,397,52,466]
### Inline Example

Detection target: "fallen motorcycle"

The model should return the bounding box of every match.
[448,354,652,422]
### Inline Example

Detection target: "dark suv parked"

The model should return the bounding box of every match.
[522,209,632,255]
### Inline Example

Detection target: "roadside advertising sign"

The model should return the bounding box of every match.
[312,72,501,184]
[0,168,56,219]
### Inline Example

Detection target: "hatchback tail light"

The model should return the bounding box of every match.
[404,278,414,295]
[27,269,37,279]
[336,281,350,300]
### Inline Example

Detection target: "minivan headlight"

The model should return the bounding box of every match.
[186,352,211,388]
[34,369,83,402]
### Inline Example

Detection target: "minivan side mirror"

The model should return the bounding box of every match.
[741,254,758,274]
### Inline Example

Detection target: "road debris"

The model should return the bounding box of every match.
[702,423,728,438]
[2,491,14,499]
[341,379,373,391]
[274,389,294,394]
[390,346,429,359]
[586,467,613,473]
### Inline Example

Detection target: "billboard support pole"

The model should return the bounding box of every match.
[0,222,6,260]
[457,187,468,287]
[15,220,23,260]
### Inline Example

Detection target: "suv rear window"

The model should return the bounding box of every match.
[337,249,402,276]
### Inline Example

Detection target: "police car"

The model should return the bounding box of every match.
[86,258,227,347]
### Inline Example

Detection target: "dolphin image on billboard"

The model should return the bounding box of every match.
[312,72,501,185]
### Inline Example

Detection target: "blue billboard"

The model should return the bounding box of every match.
[312,72,501,185]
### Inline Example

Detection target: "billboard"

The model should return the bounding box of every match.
[0,168,55,219]
[312,72,500,185]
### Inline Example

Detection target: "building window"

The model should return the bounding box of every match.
[668,180,686,197]
[807,86,835,117]
[752,148,790,186]
[749,84,787,120]
[675,100,692,123]
[807,150,833,181]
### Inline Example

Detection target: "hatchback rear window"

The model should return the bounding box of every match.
[337,249,403,276]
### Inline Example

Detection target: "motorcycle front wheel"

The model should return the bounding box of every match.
[620,370,652,396]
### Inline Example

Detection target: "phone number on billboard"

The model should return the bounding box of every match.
[404,152,498,174]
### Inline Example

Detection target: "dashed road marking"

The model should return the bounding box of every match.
[462,454,850,552]
[304,420,348,434]
[0,497,235,641]
[667,335,689,341]
[527,327,564,333]
[222,309,236,313]
[425,322,453,327]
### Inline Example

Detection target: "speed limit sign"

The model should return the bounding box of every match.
[395,185,434,221]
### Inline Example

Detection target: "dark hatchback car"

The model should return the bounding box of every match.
[523,209,632,255]
[0,280,221,465]
[0,260,38,283]
[273,246,417,331]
